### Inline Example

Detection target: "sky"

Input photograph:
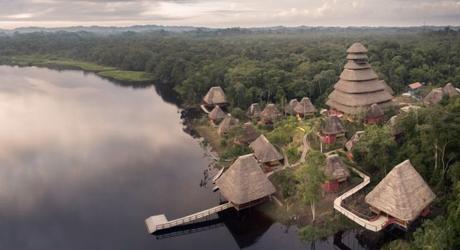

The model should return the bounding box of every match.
[0,0,460,29]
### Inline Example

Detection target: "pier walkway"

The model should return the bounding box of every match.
[333,166,389,232]
[145,202,234,234]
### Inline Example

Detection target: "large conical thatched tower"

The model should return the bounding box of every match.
[326,43,393,116]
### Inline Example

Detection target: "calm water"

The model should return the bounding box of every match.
[0,65,372,249]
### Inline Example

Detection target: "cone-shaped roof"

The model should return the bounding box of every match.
[327,42,393,115]
[294,97,317,114]
[236,122,260,145]
[366,103,384,118]
[260,104,281,122]
[208,105,226,121]
[423,88,444,106]
[249,135,283,163]
[347,42,368,53]
[443,83,459,97]
[217,154,276,205]
[365,160,436,221]
[203,86,227,105]
[321,116,345,135]
[218,114,238,136]
[324,155,350,181]
[285,99,299,115]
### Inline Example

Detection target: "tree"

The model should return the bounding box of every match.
[353,125,396,177]
[296,151,326,222]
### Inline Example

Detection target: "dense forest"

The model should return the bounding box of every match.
[0,27,459,109]
[0,27,459,249]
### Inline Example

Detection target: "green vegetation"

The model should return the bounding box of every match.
[97,70,154,82]
[4,55,154,82]
[1,27,460,248]
[295,151,326,222]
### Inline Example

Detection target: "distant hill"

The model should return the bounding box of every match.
[0,25,458,36]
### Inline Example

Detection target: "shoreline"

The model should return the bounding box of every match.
[0,55,155,83]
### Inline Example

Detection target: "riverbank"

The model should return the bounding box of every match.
[1,55,154,83]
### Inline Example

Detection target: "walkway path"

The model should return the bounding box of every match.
[333,166,389,232]
[267,133,310,177]
[145,202,234,234]
[200,104,211,114]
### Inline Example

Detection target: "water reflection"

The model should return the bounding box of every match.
[0,65,372,250]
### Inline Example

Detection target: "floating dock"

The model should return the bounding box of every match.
[145,202,234,234]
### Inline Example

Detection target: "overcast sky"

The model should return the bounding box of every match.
[1,0,460,29]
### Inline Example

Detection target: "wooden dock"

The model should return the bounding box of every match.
[145,202,234,234]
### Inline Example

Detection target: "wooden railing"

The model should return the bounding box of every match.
[154,202,233,232]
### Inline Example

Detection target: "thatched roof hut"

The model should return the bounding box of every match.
[208,105,226,122]
[294,97,316,115]
[260,104,281,123]
[326,42,394,115]
[235,122,260,145]
[218,114,238,136]
[285,99,299,115]
[423,88,444,106]
[365,103,385,124]
[203,86,227,106]
[365,160,436,223]
[321,116,345,135]
[324,155,350,182]
[345,130,364,151]
[249,135,283,163]
[216,154,276,209]
[247,103,262,118]
[442,83,459,97]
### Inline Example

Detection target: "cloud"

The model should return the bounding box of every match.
[0,0,459,28]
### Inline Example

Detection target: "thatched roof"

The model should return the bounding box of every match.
[380,80,395,95]
[443,83,459,97]
[208,105,226,121]
[260,104,281,122]
[247,103,262,118]
[346,42,368,53]
[345,130,364,151]
[294,97,316,114]
[335,79,385,93]
[327,42,394,115]
[321,116,345,135]
[249,135,283,163]
[340,68,378,82]
[285,99,299,115]
[218,114,238,136]
[365,160,436,221]
[236,122,260,145]
[324,155,350,181]
[366,103,384,118]
[203,86,227,105]
[216,154,276,205]
[423,88,444,105]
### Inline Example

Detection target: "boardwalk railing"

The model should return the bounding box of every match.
[333,166,389,232]
[145,202,234,234]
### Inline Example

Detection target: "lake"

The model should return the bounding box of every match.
[0,65,374,249]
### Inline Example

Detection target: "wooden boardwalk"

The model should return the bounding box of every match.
[333,166,389,232]
[145,202,234,234]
